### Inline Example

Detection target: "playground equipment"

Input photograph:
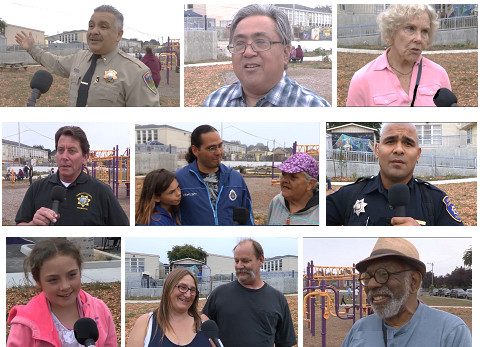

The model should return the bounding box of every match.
[304,261,371,347]
[87,146,130,198]
[158,37,180,85]
[271,141,319,184]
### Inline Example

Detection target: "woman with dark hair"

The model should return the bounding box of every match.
[128,268,212,347]
[135,169,181,225]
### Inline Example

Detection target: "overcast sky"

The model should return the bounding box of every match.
[3,0,182,42]
[2,122,129,152]
[139,122,320,148]
[126,237,298,264]
[303,238,471,276]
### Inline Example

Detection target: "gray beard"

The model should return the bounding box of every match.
[368,278,411,319]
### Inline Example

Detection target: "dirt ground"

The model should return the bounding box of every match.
[0,64,179,107]
[2,180,130,226]
[303,302,472,347]
[327,181,477,226]
[135,175,281,225]
[125,294,298,346]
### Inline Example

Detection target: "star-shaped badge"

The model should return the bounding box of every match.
[353,198,367,216]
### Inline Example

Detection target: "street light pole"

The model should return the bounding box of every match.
[427,262,434,286]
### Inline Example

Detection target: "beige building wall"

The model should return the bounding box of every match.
[263,256,298,272]
[157,127,191,149]
[2,141,49,162]
[5,24,44,45]
[192,4,243,23]
[125,251,162,278]
[206,254,234,275]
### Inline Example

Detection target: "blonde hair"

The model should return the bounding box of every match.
[377,4,439,47]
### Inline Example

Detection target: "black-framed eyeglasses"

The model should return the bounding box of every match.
[175,284,199,296]
[227,39,283,54]
[359,268,414,286]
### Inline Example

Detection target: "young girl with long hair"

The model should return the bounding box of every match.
[7,238,117,347]
[135,169,182,225]
[128,268,212,346]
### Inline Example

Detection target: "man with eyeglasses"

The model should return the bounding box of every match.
[175,125,254,225]
[202,4,330,107]
[202,238,296,347]
[342,238,471,347]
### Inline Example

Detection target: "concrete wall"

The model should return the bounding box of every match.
[135,153,177,175]
[126,278,297,297]
[1,48,83,64]
[327,160,477,178]
[338,28,477,47]
[185,30,217,62]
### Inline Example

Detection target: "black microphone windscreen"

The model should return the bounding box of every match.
[201,320,220,340]
[433,88,458,107]
[51,185,66,201]
[233,207,250,225]
[74,318,99,344]
[388,183,410,207]
[30,70,53,93]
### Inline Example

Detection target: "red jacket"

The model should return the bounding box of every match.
[7,290,117,347]
[141,53,161,85]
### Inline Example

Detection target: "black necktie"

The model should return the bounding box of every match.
[76,54,100,107]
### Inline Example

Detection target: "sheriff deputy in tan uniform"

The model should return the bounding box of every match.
[15,5,160,107]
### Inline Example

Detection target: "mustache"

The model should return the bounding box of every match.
[89,35,102,41]
[367,288,392,302]
[236,269,255,277]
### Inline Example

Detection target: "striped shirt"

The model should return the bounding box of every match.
[202,72,330,107]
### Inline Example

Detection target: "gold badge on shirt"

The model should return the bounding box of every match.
[104,70,118,83]
[77,192,92,210]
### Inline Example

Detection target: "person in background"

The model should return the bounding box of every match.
[295,44,304,63]
[141,47,162,88]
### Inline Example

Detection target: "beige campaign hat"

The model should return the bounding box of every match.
[355,238,426,276]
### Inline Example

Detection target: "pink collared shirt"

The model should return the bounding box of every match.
[346,49,451,106]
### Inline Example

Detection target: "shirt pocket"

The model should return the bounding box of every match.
[372,92,398,106]
[418,84,440,98]
[90,82,121,105]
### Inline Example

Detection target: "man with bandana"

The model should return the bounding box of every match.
[15,5,159,106]
[326,123,463,226]
[342,238,471,347]
[175,125,254,225]
[202,239,296,346]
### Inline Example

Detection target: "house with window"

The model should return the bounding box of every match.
[125,251,163,279]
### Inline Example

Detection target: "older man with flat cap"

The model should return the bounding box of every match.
[342,238,471,347]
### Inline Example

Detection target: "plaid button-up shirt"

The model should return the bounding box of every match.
[202,72,330,107]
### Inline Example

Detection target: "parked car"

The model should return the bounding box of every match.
[431,288,439,296]
[439,288,451,297]
[466,289,472,300]
[451,288,467,299]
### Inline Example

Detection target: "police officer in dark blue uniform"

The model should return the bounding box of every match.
[327,123,463,226]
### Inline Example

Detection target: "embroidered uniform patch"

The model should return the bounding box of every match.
[77,192,92,210]
[229,189,237,201]
[142,71,157,95]
[442,196,461,222]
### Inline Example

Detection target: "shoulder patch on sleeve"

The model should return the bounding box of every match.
[442,196,462,222]
[142,71,157,95]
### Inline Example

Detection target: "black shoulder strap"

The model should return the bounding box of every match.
[419,182,435,226]
[344,178,369,225]
[410,58,423,107]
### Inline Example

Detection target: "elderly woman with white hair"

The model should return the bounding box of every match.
[347,4,451,106]
[267,153,319,225]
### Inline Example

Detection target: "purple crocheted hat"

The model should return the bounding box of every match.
[276,153,319,179]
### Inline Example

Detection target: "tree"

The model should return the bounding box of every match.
[463,247,472,267]
[327,122,383,132]
[167,244,207,262]
[0,18,6,35]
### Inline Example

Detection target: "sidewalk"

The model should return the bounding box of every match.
[338,48,478,54]
[184,55,332,68]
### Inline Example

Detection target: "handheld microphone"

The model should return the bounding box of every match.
[50,185,66,226]
[27,70,53,106]
[233,207,250,225]
[201,320,224,347]
[388,183,410,217]
[433,88,458,107]
[74,318,99,347]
